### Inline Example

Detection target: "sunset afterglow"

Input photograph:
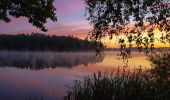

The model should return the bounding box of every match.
[0,0,91,38]
[0,0,170,99]
[0,0,169,48]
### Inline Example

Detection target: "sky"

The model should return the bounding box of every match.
[0,0,91,39]
[0,0,169,48]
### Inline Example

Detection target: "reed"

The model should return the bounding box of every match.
[64,68,170,100]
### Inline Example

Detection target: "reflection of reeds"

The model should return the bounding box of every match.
[0,51,105,70]
[64,69,170,100]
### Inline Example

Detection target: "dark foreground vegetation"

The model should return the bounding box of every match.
[64,52,170,100]
[0,33,104,51]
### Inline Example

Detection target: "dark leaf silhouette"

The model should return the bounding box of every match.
[149,51,170,81]
[84,0,170,53]
[0,0,57,31]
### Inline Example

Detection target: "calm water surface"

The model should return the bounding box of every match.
[0,51,151,100]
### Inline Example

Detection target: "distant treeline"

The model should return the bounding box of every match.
[0,33,103,51]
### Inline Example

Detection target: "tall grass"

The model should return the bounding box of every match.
[64,51,170,100]
[64,68,170,100]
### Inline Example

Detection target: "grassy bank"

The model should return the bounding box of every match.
[64,69,170,100]
[64,52,170,100]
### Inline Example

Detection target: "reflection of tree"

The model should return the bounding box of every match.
[0,52,105,70]
[149,51,170,82]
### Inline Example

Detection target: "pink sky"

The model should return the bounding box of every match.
[0,0,92,39]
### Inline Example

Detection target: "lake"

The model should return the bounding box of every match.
[0,51,151,100]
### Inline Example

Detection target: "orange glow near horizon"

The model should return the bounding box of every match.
[101,29,170,48]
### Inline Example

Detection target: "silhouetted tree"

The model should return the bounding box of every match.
[0,33,104,51]
[84,0,170,52]
[0,0,57,31]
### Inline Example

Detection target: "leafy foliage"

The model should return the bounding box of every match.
[149,51,170,81]
[0,0,57,31]
[84,0,170,51]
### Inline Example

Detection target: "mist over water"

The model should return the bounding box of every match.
[0,51,150,100]
[0,51,104,70]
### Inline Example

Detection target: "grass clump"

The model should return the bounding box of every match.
[64,68,170,100]
[64,52,170,100]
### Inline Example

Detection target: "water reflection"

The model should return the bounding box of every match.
[0,51,151,100]
[0,51,105,70]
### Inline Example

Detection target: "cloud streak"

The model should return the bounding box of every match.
[5,21,92,39]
